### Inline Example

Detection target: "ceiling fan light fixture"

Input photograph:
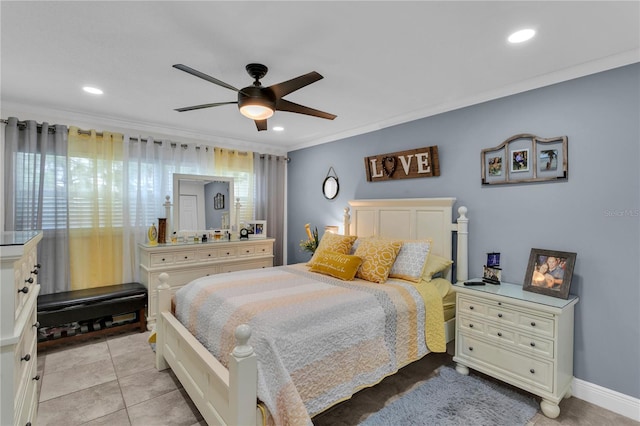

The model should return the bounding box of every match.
[508,28,536,44]
[239,104,274,120]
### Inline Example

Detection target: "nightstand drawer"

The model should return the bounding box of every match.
[518,312,555,338]
[458,334,553,392]
[458,296,488,316]
[516,333,554,358]
[457,314,487,335]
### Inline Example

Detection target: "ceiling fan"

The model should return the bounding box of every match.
[173,63,337,131]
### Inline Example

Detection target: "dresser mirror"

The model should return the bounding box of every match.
[173,174,235,232]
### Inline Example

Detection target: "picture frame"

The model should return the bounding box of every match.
[246,220,267,239]
[214,192,225,210]
[523,248,576,299]
[481,134,568,185]
[483,265,501,284]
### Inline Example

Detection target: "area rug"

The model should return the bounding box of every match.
[359,366,538,426]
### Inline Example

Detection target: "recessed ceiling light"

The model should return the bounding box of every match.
[508,28,536,44]
[273,126,284,132]
[83,86,103,95]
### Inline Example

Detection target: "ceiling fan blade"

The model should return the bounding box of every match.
[173,64,241,93]
[175,101,237,112]
[276,99,336,120]
[255,119,267,131]
[268,71,323,99]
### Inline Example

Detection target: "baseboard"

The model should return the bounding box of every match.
[572,377,640,422]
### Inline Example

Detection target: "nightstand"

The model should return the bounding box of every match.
[453,281,579,418]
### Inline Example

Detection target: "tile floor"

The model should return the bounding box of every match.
[36,330,638,426]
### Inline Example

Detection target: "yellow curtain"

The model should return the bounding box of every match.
[68,127,124,290]
[214,148,254,225]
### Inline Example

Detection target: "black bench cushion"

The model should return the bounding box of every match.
[37,283,147,328]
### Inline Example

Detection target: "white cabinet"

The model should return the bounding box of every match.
[453,281,579,419]
[139,238,275,327]
[1,231,42,426]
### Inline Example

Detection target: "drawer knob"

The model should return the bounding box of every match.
[497,332,502,337]
[25,277,34,284]
[31,268,39,275]
[33,375,40,381]
[226,252,230,255]
[469,306,474,310]
[469,324,473,328]
[34,263,41,269]
[184,256,188,259]
[33,321,40,328]
[531,321,536,327]
[497,313,503,318]
[498,302,502,305]
[21,354,31,362]
[18,286,29,294]
[27,422,32,426]
[530,368,535,374]
[530,342,536,347]
[208,254,212,257]
[468,346,473,351]
[246,250,250,253]
[162,258,166,261]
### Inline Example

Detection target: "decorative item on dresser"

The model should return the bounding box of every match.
[139,238,275,328]
[453,281,579,419]
[0,231,42,426]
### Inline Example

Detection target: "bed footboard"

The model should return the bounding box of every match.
[155,273,263,426]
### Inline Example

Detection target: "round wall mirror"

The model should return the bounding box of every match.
[322,176,339,200]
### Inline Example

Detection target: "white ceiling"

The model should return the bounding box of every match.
[2,1,639,155]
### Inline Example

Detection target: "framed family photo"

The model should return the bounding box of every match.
[246,220,267,239]
[523,248,576,299]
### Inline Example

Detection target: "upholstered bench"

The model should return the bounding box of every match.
[37,282,147,348]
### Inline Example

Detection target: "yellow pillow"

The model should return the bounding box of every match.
[309,250,363,281]
[422,254,453,282]
[354,238,403,283]
[308,233,358,267]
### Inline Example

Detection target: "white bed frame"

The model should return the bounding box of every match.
[155,198,468,426]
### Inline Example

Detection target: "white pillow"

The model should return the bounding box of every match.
[389,240,432,282]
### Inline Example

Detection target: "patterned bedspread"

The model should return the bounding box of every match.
[174,264,446,426]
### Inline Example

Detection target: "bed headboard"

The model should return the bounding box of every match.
[343,198,468,283]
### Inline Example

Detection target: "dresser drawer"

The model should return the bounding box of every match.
[238,245,256,256]
[197,247,218,261]
[174,250,197,264]
[14,323,37,404]
[457,333,553,392]
[254,243,273,256]
[14,248,38,321]
[217,247,238,259]
[150,253,175,266]
[16,356,38,426]
[516,332,554,358]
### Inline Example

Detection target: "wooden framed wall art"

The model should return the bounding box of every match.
[481,134,567,185]
[364,146,440,182]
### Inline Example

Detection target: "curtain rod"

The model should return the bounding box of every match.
[1,118,208,150]
[1,118,290,159]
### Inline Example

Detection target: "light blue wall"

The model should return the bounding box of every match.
[287,63,640,398]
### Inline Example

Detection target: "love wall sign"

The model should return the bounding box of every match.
[364,146,440,182]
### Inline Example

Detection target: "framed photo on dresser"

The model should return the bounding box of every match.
[523,248,576,299]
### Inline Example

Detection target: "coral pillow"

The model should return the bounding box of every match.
[354,238,403,283]
[389,240,432,282]
[308,233,358,267]
[309,250,363,281]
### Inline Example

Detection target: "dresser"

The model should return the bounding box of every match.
[1,231,42,426]
[139,238,275,327]
[453,281,579,419]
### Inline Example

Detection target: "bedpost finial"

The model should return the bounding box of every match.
[232,324,254,358]
[158,272,170,290]
[457,206,468,220]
